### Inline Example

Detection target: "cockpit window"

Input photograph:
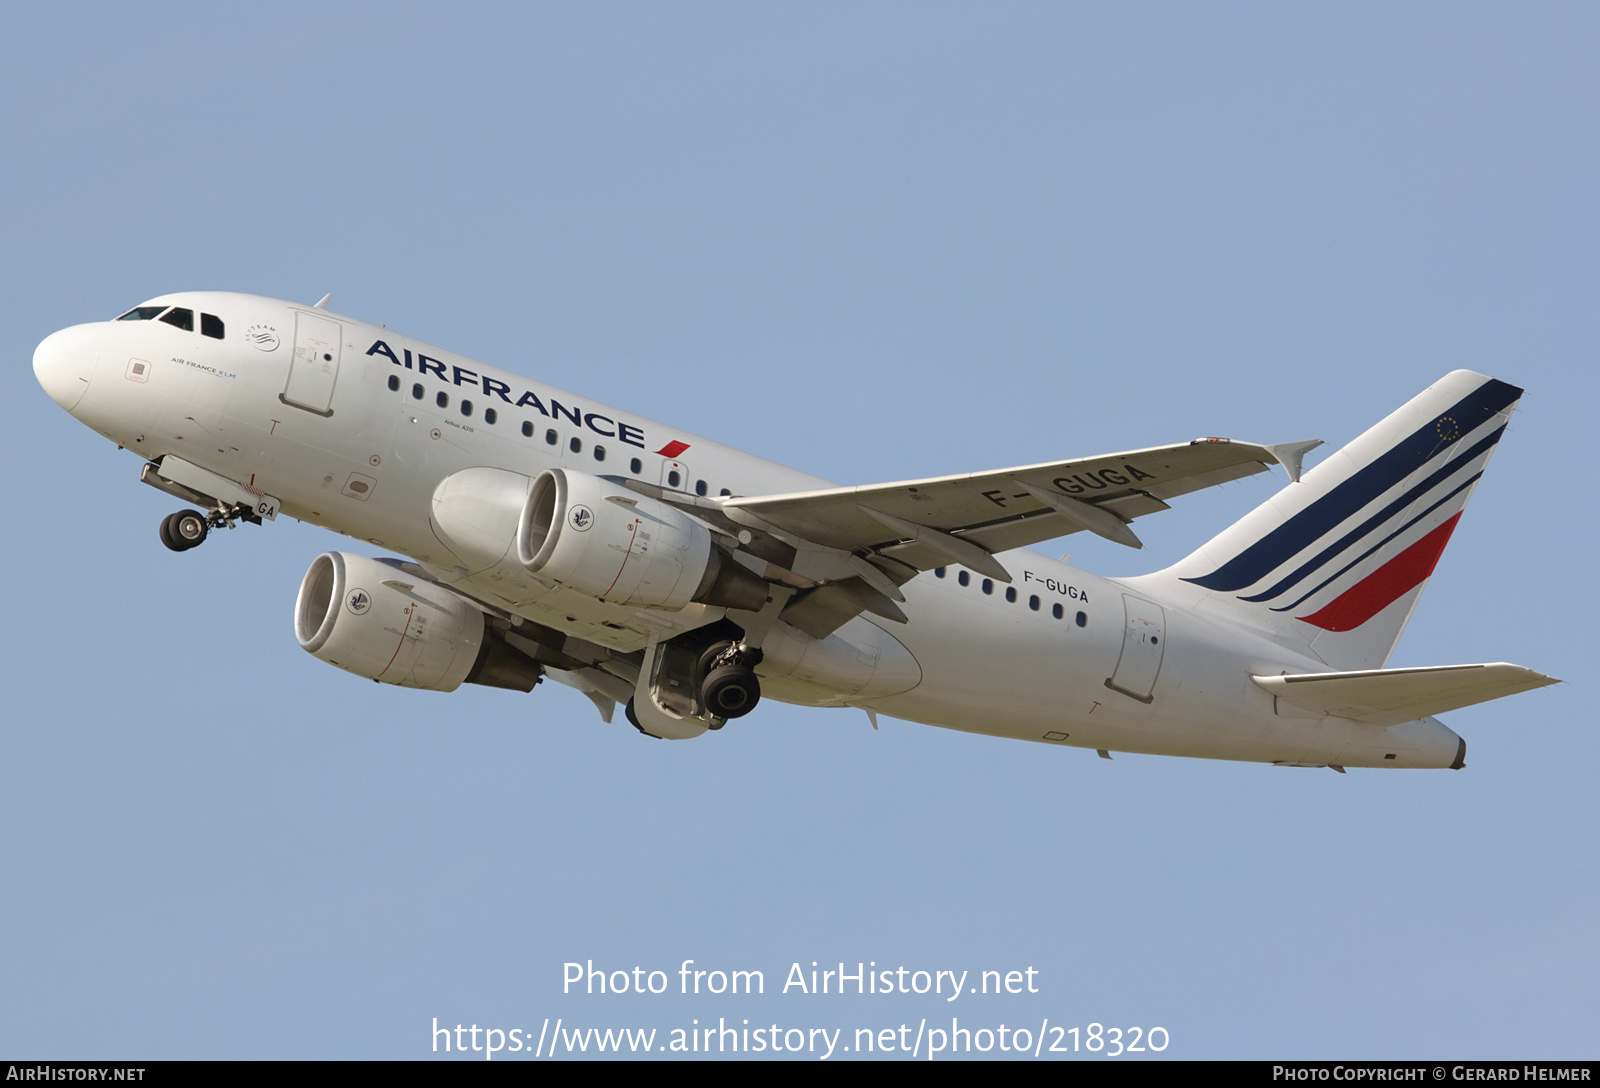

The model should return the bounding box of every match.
[201,313,224,339]
[159,307,194,331]
[116,306,168,321]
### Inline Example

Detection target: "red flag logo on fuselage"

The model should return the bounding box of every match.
[656,440,691,458]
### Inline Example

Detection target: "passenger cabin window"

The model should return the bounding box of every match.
[159,307,194,331]
[200,313,224,339]
[460,399,473,417]
[412,383,424,400]
[629,457,642,474]
[695,480,708,496]
[116,306,167,322]
[569,436,582,454]
[593,445,605,462]
[387,375,400,392]
[484,407,497,425]
[667,470,681,488]
[545,429,558,446]
[436,391,449,408]
[522,421,534,438]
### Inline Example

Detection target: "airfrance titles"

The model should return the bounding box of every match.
[366,339,651,449]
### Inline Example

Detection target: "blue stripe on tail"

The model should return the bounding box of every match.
[1182,378,1520,593]
[1236,423,1505,604]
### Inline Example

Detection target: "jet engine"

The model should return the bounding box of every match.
[516,468,768,611]
[294,551,542,691]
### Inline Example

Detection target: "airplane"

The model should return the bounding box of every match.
[31,291,1558,769]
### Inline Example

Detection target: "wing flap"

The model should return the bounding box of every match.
[1252,663,1559,726]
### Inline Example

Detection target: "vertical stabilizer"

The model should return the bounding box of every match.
[1145,370,1522,670]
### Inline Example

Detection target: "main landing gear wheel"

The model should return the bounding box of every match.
[697,640,736,678]
[160,510,209,552]
[701,664,761,719]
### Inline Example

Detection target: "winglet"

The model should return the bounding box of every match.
[313,293,333,310]
[1263,439,1324,483]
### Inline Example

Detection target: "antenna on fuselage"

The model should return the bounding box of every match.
[313,293,332,310]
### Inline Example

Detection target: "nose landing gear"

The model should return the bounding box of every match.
[159,509,210,552]
[142,457,280,554]
[158,503,254,552]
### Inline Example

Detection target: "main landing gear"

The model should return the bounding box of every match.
[624,630,764,736]
[696,640,762,721]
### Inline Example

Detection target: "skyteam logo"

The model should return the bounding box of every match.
[1183,375,1521,632]
[244,325,279,351]
[568,505,594,532]
[346,588,372,615]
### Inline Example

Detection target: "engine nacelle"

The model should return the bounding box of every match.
[517,468,767,611]
[295,551,490,691]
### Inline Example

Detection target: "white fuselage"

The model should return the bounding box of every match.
[33,291,1465,768]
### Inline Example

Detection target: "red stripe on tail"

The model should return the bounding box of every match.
[1297,513,1462,632]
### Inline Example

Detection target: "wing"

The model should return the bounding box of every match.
[693,437,1317,637]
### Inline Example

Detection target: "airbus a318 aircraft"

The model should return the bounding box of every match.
[33,292,1556,769]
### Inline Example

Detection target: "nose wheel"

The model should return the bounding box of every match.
[159,509,210,552]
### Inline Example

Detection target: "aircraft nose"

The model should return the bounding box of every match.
[34,324,100,411]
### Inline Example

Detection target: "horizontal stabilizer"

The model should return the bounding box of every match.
[1252,663,1558,726]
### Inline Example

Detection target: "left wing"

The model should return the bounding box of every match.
[702,437,1317,637]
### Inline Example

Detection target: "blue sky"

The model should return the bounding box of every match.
[1,3,1594,1059]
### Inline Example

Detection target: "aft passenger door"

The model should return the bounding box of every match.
[280,311,342,416]
[1106,594,1166,703]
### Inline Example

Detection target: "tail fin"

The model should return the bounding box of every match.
[1147,370,1522,670]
